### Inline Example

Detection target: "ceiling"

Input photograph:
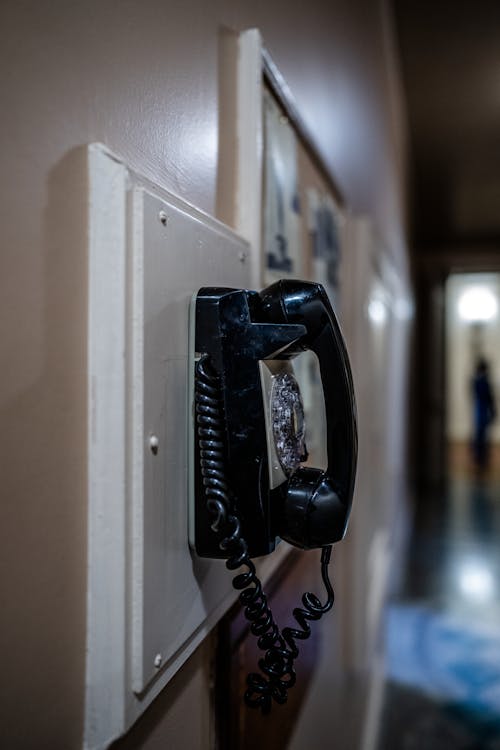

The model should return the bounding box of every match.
[393,0,500,258]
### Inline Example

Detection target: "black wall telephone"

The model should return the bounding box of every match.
[192,279,357,712]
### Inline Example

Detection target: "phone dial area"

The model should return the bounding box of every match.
[260,351,327,490]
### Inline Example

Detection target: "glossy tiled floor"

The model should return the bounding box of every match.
[377,455,500,749]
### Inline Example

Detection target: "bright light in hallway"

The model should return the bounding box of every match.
[457,287,498,322]
[367,298,387,326]
[458,560,495,603]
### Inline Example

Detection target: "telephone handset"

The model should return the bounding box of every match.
[192,279,357,712]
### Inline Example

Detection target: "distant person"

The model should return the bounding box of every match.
[472,358,496,471]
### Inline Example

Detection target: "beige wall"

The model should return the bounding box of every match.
[0,1,408,747]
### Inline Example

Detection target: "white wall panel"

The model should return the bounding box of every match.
[85,144,292,748]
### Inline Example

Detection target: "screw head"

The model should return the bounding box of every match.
[149,435,159,455]
[159,211,168,226]
[154,653,162,668]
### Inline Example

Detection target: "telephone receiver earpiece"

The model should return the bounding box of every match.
[259,280,357,548]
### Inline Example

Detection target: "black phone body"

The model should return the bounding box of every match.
[193,280,357,559]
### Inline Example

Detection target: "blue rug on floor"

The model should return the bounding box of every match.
[386,603,500,727]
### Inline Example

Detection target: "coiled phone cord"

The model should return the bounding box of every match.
[195,354,335,714]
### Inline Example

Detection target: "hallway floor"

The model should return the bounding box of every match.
[377,469,500,749]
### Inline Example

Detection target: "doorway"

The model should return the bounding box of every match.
[445,273,500,478]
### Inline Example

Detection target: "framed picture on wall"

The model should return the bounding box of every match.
[306,188,343,309]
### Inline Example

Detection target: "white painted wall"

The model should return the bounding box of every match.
[0,1,409,747]
[445,273,500,443]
